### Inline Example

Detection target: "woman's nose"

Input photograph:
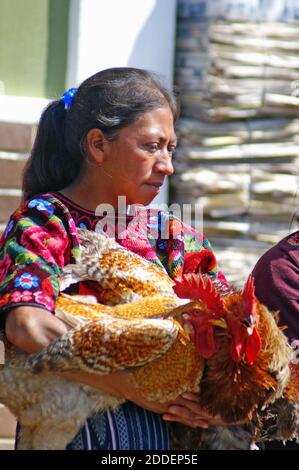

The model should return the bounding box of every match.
[155,151,174,176]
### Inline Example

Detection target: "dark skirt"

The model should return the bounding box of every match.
[16,403,170,450]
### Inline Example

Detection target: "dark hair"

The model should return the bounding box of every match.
[22,67,179,201]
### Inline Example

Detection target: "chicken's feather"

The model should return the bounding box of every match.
[26,316,180,374]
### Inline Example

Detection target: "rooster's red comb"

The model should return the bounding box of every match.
[173,274,225,318]
[242,275,257,317]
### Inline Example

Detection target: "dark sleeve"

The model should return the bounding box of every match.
[252,242,299,341]
[0,197,72,329]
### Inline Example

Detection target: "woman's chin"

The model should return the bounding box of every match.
[132,197,155,207]
[127,190,159,207]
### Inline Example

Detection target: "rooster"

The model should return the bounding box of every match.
[0,229,296,449]
[173,274,291,422]
[169,275,299,449]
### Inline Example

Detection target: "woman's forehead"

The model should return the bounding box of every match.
[124,107,176,138]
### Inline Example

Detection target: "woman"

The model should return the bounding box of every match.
[0,67,225,450]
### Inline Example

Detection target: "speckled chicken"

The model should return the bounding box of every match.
[0,229,202,450]
[0,229,297,450]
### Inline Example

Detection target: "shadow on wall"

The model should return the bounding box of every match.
[127,0,177,85]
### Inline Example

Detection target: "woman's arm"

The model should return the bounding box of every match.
[5,306,174,413]
[5,306,226,428]
[5,306,70,353]
[5,307,170,403]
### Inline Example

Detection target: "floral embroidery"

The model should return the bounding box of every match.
[11,290,33,303]
[20,222,69,266]
[33,291,53,311]
[0,194,79,318]
[41,278,55,297]
[28,198,55,215]
[14,273,39,289]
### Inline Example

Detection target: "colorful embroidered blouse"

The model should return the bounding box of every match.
[0,192,222,450]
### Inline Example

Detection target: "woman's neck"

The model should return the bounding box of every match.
[60,171,121,213]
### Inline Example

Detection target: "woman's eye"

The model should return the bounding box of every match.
[145,143,176,157]
[168,147,176,157]
[147,143,160,152]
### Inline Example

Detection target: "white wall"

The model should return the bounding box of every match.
[66,0,178,204]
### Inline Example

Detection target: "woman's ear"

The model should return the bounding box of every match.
[85,128,106,164]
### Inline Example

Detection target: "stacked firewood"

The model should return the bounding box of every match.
[172,0,299,286]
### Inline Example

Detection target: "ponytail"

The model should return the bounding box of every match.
[22,100,83,201]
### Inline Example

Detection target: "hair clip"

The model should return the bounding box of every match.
[61,87,77,110]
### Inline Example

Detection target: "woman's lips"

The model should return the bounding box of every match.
[145,182,163,192]
[146,181,164,188]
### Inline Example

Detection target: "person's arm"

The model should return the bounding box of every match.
[5,305,224,427]
[5,306,70,353]
[5,307,180,415]
[5,306,165,407]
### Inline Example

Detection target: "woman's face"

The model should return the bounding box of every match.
[101,106,176,206]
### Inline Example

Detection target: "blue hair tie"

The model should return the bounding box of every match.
[61,87,77,110]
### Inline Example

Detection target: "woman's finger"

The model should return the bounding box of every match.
[169,399,211,418]
[167,405,209,424]
[181,392,200,402]
[162,413,209,429]
[171,393,200,407]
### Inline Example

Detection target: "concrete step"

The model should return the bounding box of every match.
[0,121,35,153]
[0,190,22,223]
[0,153,27,188]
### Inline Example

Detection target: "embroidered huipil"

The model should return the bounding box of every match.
[0,192,222,450]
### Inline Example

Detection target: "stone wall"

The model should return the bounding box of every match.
[172,1,299,287]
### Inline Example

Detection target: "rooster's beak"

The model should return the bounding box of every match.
[208,318,227,329]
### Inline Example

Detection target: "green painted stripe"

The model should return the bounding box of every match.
[46,0,70,99]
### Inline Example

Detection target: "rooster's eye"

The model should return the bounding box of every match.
[242,315,254,328]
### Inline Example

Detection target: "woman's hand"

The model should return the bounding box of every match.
[126,388,226,428]
[89,373,225,424]
[5,306,72,353]
[162,392,228,429]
